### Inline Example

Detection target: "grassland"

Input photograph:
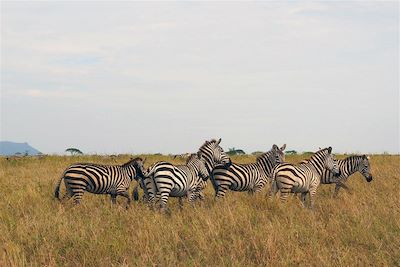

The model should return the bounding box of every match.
[0,154,399,266]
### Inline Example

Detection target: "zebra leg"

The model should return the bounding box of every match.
[111,194,117,204]
[197,191,205,201]
[268,181,279,200]
[72,192,83,205]
[309,189,318,209]
[279,189,291,203]
[118,191,131,208]
[69,184,85,205]
[178,197,184,210]
[339,181,352,193]
[333,183,341,198]
[301,192,307,208]
[60,192,72,202]
[132,181,139,201]
[215,185,229,199]
[158,185,173,214]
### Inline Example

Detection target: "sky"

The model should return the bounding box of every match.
[1,1,399,155]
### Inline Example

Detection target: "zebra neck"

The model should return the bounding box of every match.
[256,157,274,177]
[200,154,214,174]
[341,157,361,176]
[124,165,137,180]
[308,156,324,176]
[187,166,200,183]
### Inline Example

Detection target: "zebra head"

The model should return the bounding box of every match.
[123,157,146,180]
[360,155,373,182]
[198,138,231,170]
[273,144,286,163]
[322,147,340,176]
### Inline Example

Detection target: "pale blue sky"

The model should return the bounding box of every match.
[1,1,399,154]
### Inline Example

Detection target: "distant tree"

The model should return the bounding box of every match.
[65,148,83,155]
[285,150,297,155]
[227,147,246,156]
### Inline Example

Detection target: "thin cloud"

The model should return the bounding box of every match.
[20,89,87,99]
[1,2,398,154]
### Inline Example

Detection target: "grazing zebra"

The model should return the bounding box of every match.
[141,138,231,210]
[54,157,146,206]
[269,147,339,208]
[210,144,286,198]
[321,155,373,197]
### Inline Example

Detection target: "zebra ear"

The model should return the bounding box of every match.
[272,144,278,150]
[280,144,286,151]
[328,147,332,154]
[217,138,221,145]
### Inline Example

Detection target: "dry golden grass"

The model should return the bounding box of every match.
[0,154,399,266]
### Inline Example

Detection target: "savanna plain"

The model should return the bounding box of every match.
[1,154,399,266]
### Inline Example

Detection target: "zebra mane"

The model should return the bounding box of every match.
[185,153,200,164]
[256,150,273,162]
[343,155,366,161]
[122,157,143,167]
[199,139,219,150]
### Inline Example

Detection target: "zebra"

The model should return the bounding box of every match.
[320,155,373,197]
[141,138,231,210]
[54,157,146,206]
[269,147,339,208]
[143,153,208,211]
[210,144,286,198]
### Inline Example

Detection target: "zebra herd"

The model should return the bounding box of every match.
[54,138,373,211]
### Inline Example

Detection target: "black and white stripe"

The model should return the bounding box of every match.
[210,144,286,198]
[54,157,146,205]
[142,138,231,210]
[269,147,339,208]
[144,153,208,210]
[320,155,373,197]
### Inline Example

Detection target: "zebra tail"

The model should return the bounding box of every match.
[54,172,66,200]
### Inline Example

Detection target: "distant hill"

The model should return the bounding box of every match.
[0,141,41,156]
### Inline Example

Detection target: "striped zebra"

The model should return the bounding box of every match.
[210,144,286,198]
[269,147,339,208]
[144,153,208,211]
[320,155,373,197]
[142,138,231,210]
[54,157,146,206]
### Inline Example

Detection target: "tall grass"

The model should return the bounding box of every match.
[0,154,399,266]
